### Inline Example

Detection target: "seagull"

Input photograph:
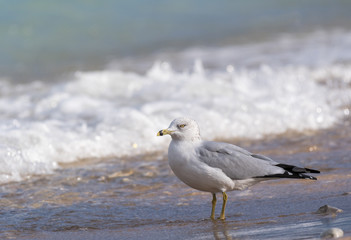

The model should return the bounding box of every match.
[157,117,320,220]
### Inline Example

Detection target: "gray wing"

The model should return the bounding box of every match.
[196,141,284,180]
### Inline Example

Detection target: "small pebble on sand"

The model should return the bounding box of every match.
[320,228,344,239]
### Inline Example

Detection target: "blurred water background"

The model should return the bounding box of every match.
[2,0,351,81]
[0,1,351,239]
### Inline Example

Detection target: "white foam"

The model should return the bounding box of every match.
[1,30,351,183]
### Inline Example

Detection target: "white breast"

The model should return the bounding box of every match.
[168,140,235,193]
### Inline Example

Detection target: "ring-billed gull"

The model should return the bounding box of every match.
[157,117,320,220]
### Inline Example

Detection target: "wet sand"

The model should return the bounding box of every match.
[1,120,350,239]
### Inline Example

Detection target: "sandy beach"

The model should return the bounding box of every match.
[1,1,351,239]
[1,119,350,239]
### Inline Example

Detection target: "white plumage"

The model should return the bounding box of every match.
[157,117,319,220]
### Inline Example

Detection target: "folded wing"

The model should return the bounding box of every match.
[197,141,319,180]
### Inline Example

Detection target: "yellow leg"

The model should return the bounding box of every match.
[211,193,216,220]
[219,192,228,220]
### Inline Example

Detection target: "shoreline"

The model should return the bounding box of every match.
[12,170,351,240]
[1,120,350,239]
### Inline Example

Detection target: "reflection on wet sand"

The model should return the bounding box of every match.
[212,221,233,240]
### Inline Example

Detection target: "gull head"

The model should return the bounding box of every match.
[157,117,201,141]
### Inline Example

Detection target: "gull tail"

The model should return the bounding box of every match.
[260,163,320,180]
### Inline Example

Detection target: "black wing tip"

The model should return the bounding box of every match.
[270,163,320,180]
[303,174,318,180]
[276,164,320,174]
[305,168,320,174]
[254,163,319,180]
[259,171,318,180]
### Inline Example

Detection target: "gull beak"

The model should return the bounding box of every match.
[157,129,173,136]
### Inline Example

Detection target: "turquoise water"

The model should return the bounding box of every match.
[1,0,351,81]
[1,1,351,239]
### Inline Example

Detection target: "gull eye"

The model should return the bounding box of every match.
[178,124,186,129]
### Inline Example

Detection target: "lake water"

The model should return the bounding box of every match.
[0,1,351,239]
